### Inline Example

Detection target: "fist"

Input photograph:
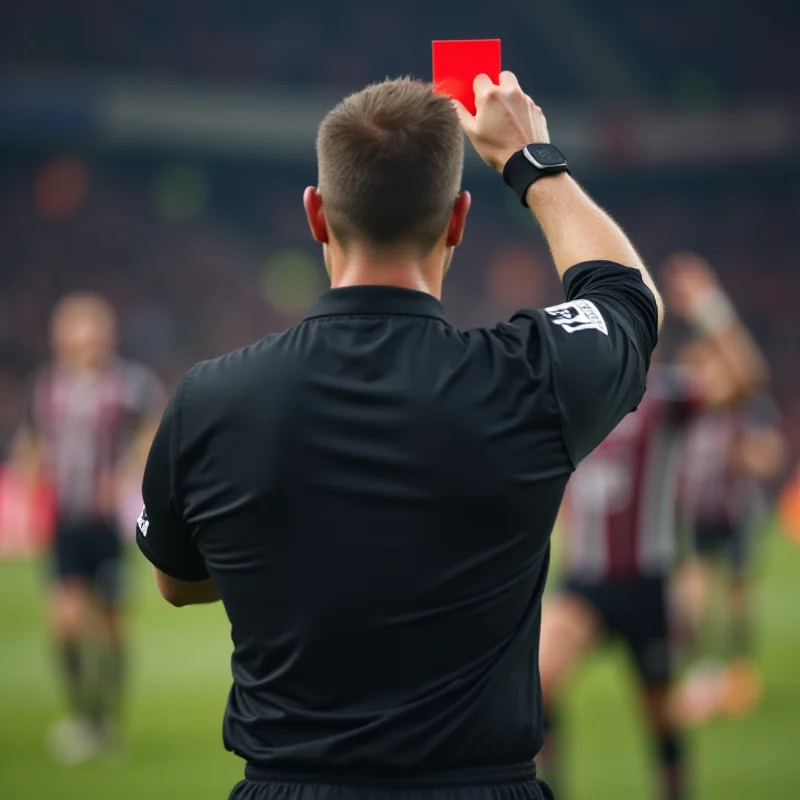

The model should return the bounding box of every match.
[453,72,550,172]
[662,252,720,319]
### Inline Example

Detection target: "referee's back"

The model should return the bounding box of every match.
[137,76,661,799]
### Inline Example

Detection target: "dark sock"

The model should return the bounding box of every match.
[657,733,686,800]
[58,639,86,718]
[89,641,125,731]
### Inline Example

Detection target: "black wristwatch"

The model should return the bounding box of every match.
[502,144,569,207]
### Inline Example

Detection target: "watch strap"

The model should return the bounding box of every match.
[502,146,570,207]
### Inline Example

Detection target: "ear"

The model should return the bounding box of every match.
[446,191,471,248]
[303,186,329,244]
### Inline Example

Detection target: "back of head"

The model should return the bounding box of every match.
[317,78,464,253]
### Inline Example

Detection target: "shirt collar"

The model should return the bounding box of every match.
[305,286,447,323]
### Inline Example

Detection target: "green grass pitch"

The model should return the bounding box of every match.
[1,528,798,800]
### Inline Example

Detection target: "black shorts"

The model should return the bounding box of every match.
[693,523,750,575]
[230,765,554,800]
[50,518,124,604]
[561,575,671,686]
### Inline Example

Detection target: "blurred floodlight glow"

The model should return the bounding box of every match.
[33,157,90,219]
[262,250,325,315]
[154,164,209,222]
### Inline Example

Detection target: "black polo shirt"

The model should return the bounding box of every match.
[137,260,658,775]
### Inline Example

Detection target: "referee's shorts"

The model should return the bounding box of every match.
[230,764,554,800]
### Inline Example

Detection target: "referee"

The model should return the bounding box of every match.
[137,73,662,800]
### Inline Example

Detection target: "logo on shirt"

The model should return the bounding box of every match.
[545,300,608,335]
[137,505,150,537]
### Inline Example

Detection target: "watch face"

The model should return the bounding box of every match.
[524,145,565,167]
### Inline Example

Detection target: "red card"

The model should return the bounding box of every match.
[432,39,501,115]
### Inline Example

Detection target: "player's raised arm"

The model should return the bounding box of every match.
[453,71,664,328]
[663,253,769,404]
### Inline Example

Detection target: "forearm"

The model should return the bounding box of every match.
[713,324,769,397]
[153,567,220,607]
[526,174,664,326]
[686,290,769,399]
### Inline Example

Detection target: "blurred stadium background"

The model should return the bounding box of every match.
[1,1,799,798]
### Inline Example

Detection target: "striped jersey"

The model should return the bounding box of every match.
[561,368,700,580]
[678,397,779,532]
[27,359,163,522]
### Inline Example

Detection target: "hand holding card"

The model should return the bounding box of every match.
[432,39,501,115]
[450,70,551,174]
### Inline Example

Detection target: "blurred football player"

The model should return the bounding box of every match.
[15,293,163,763]
[538,254,768,800]
[673,340,784,725]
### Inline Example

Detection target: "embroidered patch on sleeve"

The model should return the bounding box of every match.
[544,300,608,335]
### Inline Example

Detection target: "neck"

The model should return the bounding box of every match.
[328,245,444,299]
[59,357,109,375]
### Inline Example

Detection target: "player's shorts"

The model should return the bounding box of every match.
[561,575,671,686]
[693,522,751,575]
[230,765,554,800]
[49,518,124,604]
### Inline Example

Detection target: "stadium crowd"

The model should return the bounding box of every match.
[2,0,797,105]
[2,0,798,470]
[1,152,799,463]
[1,4,799,796]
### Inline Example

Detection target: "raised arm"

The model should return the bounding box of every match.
[663,253,769,404]
[453,71,664,328]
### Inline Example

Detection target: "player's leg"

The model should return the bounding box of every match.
[671,533,716,662]
[538,588,603,794]
[49,576,93,720]
[629,577,688,800]
[47,527,104,762]
[671,531,728,725]
[87,521,127,741]
[641,683,686,800]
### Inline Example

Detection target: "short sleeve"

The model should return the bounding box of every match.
[136,382,208,581]
[512,260,659,465]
